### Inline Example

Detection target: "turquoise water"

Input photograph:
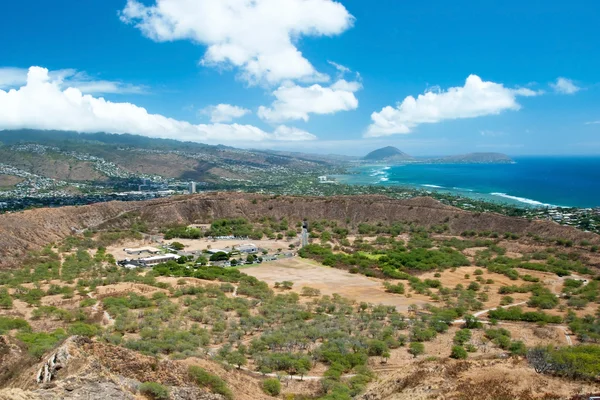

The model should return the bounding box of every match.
[337,156,600,208]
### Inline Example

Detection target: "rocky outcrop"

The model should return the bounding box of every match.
[4,336,225,400]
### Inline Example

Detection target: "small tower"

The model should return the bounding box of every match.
[301,220,309,248]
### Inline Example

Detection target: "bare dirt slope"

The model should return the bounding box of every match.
[358,358,600,400]
[1,193,597,269]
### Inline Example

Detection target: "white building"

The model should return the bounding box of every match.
[124,246,161,255]
[235,243,258,254]
[139,254,180,267]
[188,181,197,194]
[207,248,229,254]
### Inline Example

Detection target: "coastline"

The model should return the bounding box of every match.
[334,157,600,209]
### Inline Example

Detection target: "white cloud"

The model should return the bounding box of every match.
[328,60,351,75]
[585,120,600,125]
[550,77,581,94]
[258,79,361,123]
[0,67,145,94]
[0,66,314,144]
[119,0,354,85]
[201,104,251,123]
[272,125,317,141]
[366,75,543,137]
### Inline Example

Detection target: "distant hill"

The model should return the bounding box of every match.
[0,129,342,187]
[433,152,514,164]
[363,146,413,162]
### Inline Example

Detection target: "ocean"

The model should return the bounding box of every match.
[336,156,600,209]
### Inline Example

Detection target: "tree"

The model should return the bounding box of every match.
[301,287,321,297]
[227,351,247,369]
[170,242,185,251]
[450,345,468,359]
[453,329,472,346]
[246,254,256,263]
[209,252,229,261]
[367,340,388,357]
[463,315,482,329]
[281,281,294,290]
[408,342,424,358]
[262,378,281,396]
[527,347,554,374]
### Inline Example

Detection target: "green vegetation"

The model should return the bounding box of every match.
[0,287,13,309]
[139,382,170,400]
[188,366,233,400]
[408,342,425,358]
[0,316,30,334]
[488,307,562,324]
[164,226,202,240]
[16,329,68,358]
[261,378,281,396]
[528,345,600,380]
[450,345,468,359]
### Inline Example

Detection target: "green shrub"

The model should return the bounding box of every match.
[139,382,170,400]
[262,378,281,396]
[16,329,67,358]
[188,366,232,400]
[408,342,425,358]
[0,288,13,309]
[450,345,468,359]
[0,316,30,334]
[68,322,101,338]
[453,329,472,346]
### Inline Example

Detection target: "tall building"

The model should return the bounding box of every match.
[188,181,197,194]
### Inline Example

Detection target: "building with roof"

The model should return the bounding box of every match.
[124,246,161,255]
[235,243,258,254]
[138,254,180,267]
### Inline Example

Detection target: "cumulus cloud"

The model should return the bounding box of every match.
[119,0,354,85]
[258,79,361,123]
[272,125,317,141]
[366,75,543,137]
[201,104,251,123]
[0,67,145,94]
[0,66,314,143]
[550,77,580,95]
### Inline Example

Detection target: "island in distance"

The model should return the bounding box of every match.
[362,146,514,164]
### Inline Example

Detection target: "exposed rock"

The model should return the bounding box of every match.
[4,336,226,400]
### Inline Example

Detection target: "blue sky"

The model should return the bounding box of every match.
[0,0,599,155]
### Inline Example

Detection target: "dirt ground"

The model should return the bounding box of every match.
[243,258,429,311]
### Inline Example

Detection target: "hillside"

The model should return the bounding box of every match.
[0,130,342,193]
[363,146,413,162]
[0,192,597,269]
[1,193,600,400]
